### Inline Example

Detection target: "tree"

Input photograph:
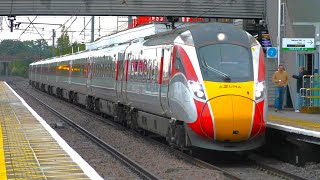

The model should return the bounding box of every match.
[0,39,51,77]
[72,42,86,53]
[56,26,71,56]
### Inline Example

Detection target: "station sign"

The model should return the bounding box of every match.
[266,47,277,58]
[282,38,315,51]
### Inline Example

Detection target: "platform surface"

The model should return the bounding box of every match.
[0,82,102,180]
[267,108,320,138]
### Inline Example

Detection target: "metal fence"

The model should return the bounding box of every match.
[301,75,320,107]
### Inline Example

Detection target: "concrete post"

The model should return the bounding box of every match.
[4,62,8,76]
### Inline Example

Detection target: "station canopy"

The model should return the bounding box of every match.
[288,0,320,38]
[0,0,265,19]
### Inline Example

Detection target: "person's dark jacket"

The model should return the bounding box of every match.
[292,70,306,93]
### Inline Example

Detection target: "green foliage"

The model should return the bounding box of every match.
[0,39,51,77]
[0,27,87,77]
[9,60,33,78]
[55,26,86,56]
[72,42,86,53]
[56,26,71,56]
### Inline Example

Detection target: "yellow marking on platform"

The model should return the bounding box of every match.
[0,125,7,180]
[268,114,320,131]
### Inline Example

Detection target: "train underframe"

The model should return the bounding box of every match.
[29,80,191,151]
[29,80,264,151]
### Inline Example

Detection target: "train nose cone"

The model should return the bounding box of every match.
[204,95,254,142]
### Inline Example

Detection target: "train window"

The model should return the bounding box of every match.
[96,64,99,77]
[72,64,79,77]
[129,61,134,80]
[108,61,112,77]
[147,60,153,81]
[143,60,148,80]
[118,61,125,80]
[174,51,185,75]
[105,64,108,77]
[198,44,253,82]
[152,60,158,83]
[101,64,104,77]
[138,60,142,80]
[113,61,116,78]
[162,48,172,82]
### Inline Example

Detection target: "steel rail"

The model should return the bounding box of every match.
[13,83,160,180]
[21,83,241,180]
[10,80,308,180]
[248,154,308,180]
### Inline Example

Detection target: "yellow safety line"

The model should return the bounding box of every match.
[0,125,7,180]
[268,114,320,130]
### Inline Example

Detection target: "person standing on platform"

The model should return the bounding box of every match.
[292,66,306,112]
[272,64,288,112]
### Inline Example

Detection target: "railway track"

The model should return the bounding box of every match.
[10,82,159,180]
[9,80,309,180]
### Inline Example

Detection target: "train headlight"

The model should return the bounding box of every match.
[189,81,206,101]
[255,81,265,101]
[217,33,226,41]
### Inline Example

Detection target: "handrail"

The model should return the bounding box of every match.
[301,75,320,107]
[300,88,320,91]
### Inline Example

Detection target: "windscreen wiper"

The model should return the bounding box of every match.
[202,61,231,82]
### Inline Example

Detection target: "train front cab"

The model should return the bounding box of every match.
[181,37,267,151]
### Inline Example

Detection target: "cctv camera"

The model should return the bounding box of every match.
[259,20,266,25]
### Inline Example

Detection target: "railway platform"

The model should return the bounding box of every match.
[265,109,320,166]
[267,109,320,144]
[0,81,102,180]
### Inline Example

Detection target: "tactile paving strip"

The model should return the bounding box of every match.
[0,82,90,180]
[268,114,320,132]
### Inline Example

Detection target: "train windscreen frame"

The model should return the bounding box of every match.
[198,44,253,82]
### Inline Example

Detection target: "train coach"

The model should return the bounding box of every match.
[29,22,267,151]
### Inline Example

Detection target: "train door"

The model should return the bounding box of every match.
[86,57,93,94]
[160,46,173,113]
[122,52,129,103]
[116,52,126,103]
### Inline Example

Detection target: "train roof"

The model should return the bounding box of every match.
[30,42,130,66]
[30,50,96,65]
[144,22,250,47]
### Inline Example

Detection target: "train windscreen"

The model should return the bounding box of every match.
[198,44,253,82]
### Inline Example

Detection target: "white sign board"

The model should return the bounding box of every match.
[282,38,315,51]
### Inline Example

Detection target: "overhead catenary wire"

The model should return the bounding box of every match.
[18,16,38,40]
[79,17,92,36]
[27,17,46,41]
[57,17,73,30]
[63,17,78,34]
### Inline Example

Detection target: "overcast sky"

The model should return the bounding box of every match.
[0,16,128,45]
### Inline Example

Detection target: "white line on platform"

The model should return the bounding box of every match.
[5,82,103,180]
[267,122,320,138]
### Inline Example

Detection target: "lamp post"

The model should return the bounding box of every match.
[277,0,281,67]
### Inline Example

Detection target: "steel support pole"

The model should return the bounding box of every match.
[52,29,55,57]
[91,16,94,42]
[277,0,281,67]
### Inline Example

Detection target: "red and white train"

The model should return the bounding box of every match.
[29,22,267,151]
